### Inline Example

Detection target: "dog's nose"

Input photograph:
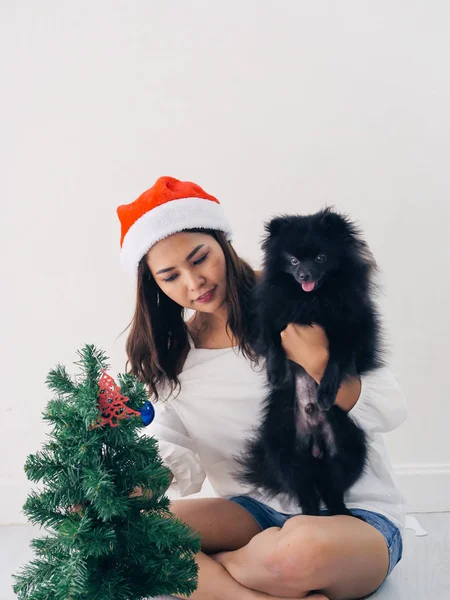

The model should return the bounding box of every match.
[299,272,311,282]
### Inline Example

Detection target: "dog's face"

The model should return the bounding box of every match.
[283,248,335,292]
[263,208,374,293]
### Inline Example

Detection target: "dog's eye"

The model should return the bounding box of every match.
[290,257,299,266]
[316,254,327,263]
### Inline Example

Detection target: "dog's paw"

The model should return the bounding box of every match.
[317,384,335,411]
[268,365,290,388]
[267,351,290,388]
[317,365,341,411]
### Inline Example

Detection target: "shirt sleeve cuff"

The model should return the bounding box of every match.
[157,439,206,497]
[347,368,408,434]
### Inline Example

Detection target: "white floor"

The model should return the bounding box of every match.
[2,513,449,600]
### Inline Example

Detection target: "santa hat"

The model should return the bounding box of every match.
[117,176,233,276]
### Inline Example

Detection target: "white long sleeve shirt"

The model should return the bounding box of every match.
[149,337,408,530]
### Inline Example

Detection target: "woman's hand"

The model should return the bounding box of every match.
[68,487,153,516]
[68,473,174,515]
[69,503,84,516]
[280,323,362,411]
[280,323,329,383]
[129,471,174,499]
[128,486,153,499]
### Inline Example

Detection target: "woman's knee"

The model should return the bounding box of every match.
[262,519,328,589]
[261,515,390,599]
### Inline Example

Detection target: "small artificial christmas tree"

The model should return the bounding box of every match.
[13,345,200,599]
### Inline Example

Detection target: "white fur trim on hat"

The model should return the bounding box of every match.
[120,197,233,276]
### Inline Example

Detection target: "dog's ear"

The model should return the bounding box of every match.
[318,208,375,267]
[318,206,353,237]
[264,215,289,237]
[318,206,342,228]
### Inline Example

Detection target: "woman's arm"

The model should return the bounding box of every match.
[280,323,407,432]
[149,399,206,495]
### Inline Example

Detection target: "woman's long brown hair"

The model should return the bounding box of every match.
[125,229,256,401]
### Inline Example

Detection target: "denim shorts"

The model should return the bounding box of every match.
[230,495,403,586]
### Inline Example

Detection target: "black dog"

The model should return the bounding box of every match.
[235,208,384,517]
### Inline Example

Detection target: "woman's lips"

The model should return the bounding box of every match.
[196,286,217,303]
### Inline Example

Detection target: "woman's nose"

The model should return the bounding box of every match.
[186,272,206,290]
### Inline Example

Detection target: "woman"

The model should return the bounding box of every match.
[117,176,406,600]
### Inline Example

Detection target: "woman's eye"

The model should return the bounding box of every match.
[163,254,208,282]
[194,253,208,265]
[290,257,299,266]
[316,254,327,263]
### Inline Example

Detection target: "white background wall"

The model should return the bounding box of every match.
[1,1,449,524]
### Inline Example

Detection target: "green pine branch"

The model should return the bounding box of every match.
[45,364,76,395]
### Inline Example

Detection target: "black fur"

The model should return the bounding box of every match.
[235,207,384,517]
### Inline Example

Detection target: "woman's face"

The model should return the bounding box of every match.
[146,231,227,313]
